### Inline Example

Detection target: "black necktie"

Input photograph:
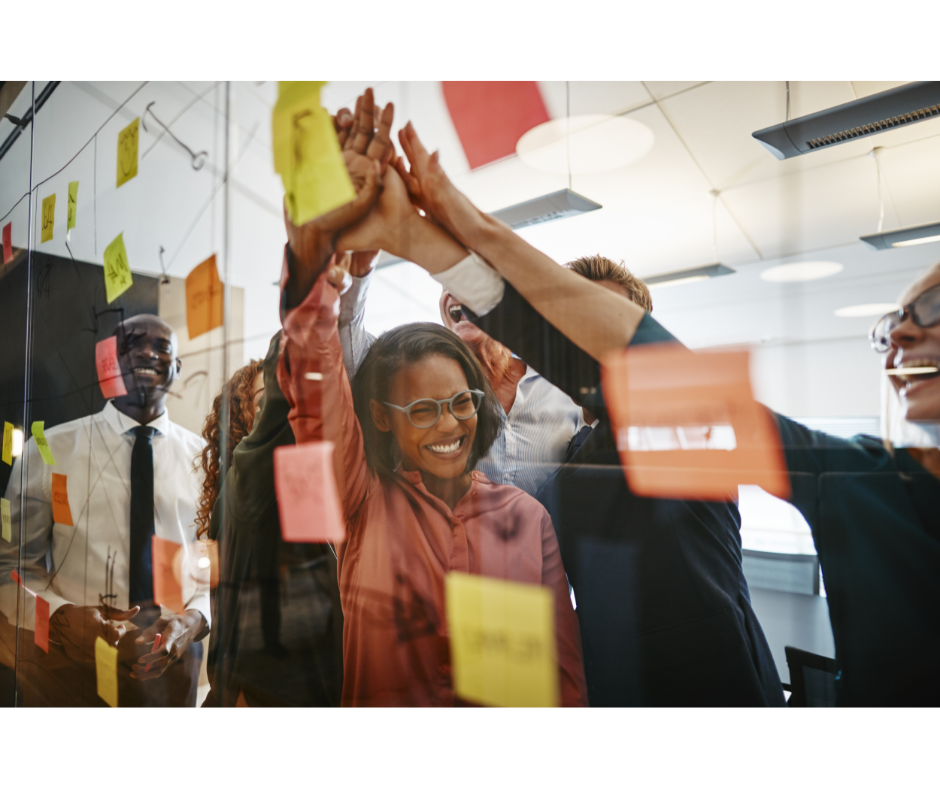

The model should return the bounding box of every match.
[129,425,157,610]
[565,425,593,463]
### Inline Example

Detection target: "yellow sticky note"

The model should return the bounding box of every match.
[67,181,79,230]
[30,421,56,466]
[40,193,55,243]
[95,636,119,707]
[2,422,12,465]
[103,232,133,303]
[272,81,356,226]
[117,117,139,188]
[445,572,558,708]
[1,498,10,543]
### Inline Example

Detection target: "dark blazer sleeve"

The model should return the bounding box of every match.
[464,282,677,417]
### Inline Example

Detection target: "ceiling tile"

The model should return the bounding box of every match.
[537,81,652,118]
[644,82,707,101]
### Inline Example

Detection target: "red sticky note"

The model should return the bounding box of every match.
[442,82,550,169]
[601,344,790,502]
[152,535,185,614]
[35,596,49,653]
[51,473,74,526]
[273,441,346,543]
[2,222,11,264]
[95,336,128,399]
[185,254,224,340]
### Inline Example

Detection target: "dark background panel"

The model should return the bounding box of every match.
[0,250,159,495]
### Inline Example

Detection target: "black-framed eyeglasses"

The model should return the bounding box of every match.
[870,282,940,353]
[382,389,484,429]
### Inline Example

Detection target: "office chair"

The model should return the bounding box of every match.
[785,645,839,707]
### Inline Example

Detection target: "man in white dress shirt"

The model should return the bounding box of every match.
[0,314,209,706]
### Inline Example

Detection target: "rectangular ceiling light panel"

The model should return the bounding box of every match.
[860,220,940,251]
[376,189,602,268]
[753,81,940,160]
[644,263,736,288]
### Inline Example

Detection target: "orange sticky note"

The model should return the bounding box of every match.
[185,254,224,340]
[2,222,11,264]
[95,336,127,398]
[601,344,790,501]
[34,596,49,653]
[152,535,185,614]
[273,441,346,543]
[445,572,559,707]
[51,473,74,526]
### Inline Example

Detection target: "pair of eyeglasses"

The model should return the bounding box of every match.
[870,282,940,352]
[383,389,484,429]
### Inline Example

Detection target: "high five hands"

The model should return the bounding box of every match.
[284,88,394,308]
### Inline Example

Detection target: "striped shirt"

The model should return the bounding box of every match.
[339,274,581,496]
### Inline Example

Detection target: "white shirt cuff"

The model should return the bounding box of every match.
[432,251,505,317]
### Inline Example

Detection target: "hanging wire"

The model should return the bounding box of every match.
[872,148,886,233]
[566,81,572,192]
[710,190,720,262]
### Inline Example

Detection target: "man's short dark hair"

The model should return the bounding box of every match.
[566,254,653,312]
[351,323,502,476]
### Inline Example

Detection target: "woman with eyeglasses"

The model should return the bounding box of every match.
[383,124,940,706]
[272,89,586,706]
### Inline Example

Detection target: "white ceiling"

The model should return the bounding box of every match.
[2,80,939,410]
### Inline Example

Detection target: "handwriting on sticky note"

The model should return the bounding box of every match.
[117,117,139,188]
[103,232,133,303]
[95,636,119,707]
[2,422,12,465]
[601,344,790,501]
[2,222,11,264]
[67,181,79,230]
[51,473,73,526]
[95,336,128,399]
[1,498,10,542]
[185,254,224,340]
[40,193,55,244]
[272,81,355,226]
[31,422,56,466]
[34,596,49,654]
[152,535,185,614]
[273,441,347,543]
[445,572,558,708]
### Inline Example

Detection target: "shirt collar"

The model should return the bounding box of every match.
[102,400,170,437]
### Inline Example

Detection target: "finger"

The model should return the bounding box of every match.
[351,89,375,154]
[326,265,352,294]
[404,122,432,173]
[333,108,353,147]
[366,102,395,163]
[107,605,140,621]
[344,96,362,152]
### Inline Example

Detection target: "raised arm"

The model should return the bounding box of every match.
[396,123,648,362]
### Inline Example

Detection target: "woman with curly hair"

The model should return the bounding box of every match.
[194,360,265,539]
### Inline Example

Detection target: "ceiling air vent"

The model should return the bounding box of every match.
[753,82,940,160]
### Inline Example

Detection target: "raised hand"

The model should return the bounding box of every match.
[396,122,500,249]
[284,88,395,308]
[131,609,206,681]
[50,603,139,663]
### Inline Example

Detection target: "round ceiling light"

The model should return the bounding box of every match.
[760,261,844,283]
[516,114,655,175]
[834,303,900,318]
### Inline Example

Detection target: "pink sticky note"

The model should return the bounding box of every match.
[2,222,11,264]
[274,441,346,543]
[35,597,49,653]
[95,336,127,399]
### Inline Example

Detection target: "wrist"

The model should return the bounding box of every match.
[405,216,468,275]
